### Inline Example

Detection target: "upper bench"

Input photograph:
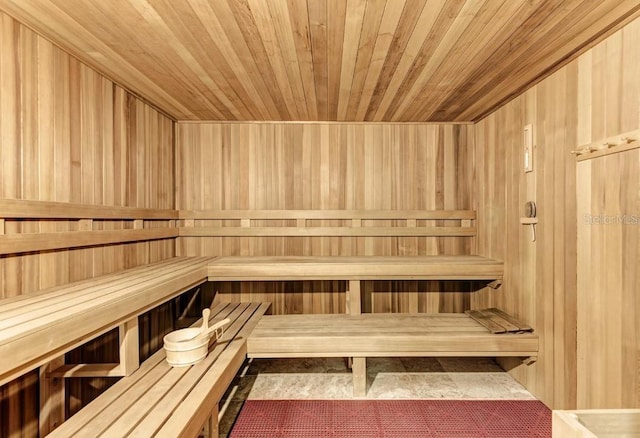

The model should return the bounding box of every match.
[180,209,501,282]
[0,256,213,386]
[206,255,503,281]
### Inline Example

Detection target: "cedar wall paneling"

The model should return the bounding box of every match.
[475,17,640,409]
[0,12,175,436]
[176,123,477,314]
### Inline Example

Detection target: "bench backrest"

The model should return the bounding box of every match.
[179,209,476,237]
[1,202,476,255]
[0,198,177,255]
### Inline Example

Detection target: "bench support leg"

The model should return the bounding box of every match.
[119,317,140,375]
[39,357,65,437]
[352,357,367,397]
[347,280,361,315]
[203,404,219,438]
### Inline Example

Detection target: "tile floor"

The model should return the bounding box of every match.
[217,357,535,437]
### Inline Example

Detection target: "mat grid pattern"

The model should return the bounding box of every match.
[230,400,551,438]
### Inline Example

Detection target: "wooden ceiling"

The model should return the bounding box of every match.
[1,0,639,122]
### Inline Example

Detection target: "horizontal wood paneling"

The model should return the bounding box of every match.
[0,12,175,437]
[0,0,638,121]
[475,16,640,410]
[177,122,476,314]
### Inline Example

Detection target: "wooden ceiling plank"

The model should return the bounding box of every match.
[385,0,483,121]
[0,0,192,119]
[327,0,348,120]
[450,0,596,120]
[246,0,302,120]
[481,0,640,122]
[226,0,293,120]
[363,0,429,120]
[406,0,524,120]
[337,0,367,120]
[287,0,319,120]
[459,0,637,121]
[85,0,234,120]
[345,0,387,119]
[193,0,280,119]
[136,0,259,120]
[266,0,311,120]
[355,0,407,120]
[2,0,638,121]
[368,0,444,120]
[308,0,329,120]
[185,0,282,120]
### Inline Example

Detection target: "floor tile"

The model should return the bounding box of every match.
[447,372,536,399]
[247,374,354,400]
[367,373,462,399]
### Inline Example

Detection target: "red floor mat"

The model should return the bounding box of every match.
[230,400,551,438]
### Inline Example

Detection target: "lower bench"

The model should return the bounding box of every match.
[48,301,270,438]
[247,312,538,396]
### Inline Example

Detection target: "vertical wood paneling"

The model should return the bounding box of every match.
[475,17,640,409]
[577,151,640,409]
[1,0,638,121]
[0,12,175,437]
[176,122,475,314]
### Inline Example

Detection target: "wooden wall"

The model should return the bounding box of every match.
[475,16,640,409]
[0,12,175,437]
[176,122,477,314]
[577,150,640,409]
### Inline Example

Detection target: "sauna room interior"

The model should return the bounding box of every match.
[0,1,639,437]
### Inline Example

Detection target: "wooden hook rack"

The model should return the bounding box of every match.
[571,128,640,161]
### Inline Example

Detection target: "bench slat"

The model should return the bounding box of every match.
[207,255,503,281]
[0,258,205,328]
[0,257,214,386]
[179,209,477,220]
[156,302,271,437]
[0,257,191,312]
[47,302,270,438]
[247,314,539,358]
[45,303,240,437]
[130,304,266,436]
[0,198,178,219]
[0,258,209,339]
[181,226,476,237]
[98,304,250,436]
[0,227,177,255]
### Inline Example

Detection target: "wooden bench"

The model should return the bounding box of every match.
[0,256,214,386]
[247,313,539,396]
[0,205,508,433]
[184,209,504,313]
[47,301,270,438]
[188,209,521,398]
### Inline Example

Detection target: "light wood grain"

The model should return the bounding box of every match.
[577,148,640,409]
[247,313,538,357]
[1,1,637,121]
[180,226,475,238]
[207,256,503,281]
[0,12,176,434]
[180,209,476,220]
[475,17,640,410]
[0,228,177,255]
[176,122,476,314]
[553,409,640,438]
[0,257,213,387]
[0,198,177,219]
[47,302,270,438]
